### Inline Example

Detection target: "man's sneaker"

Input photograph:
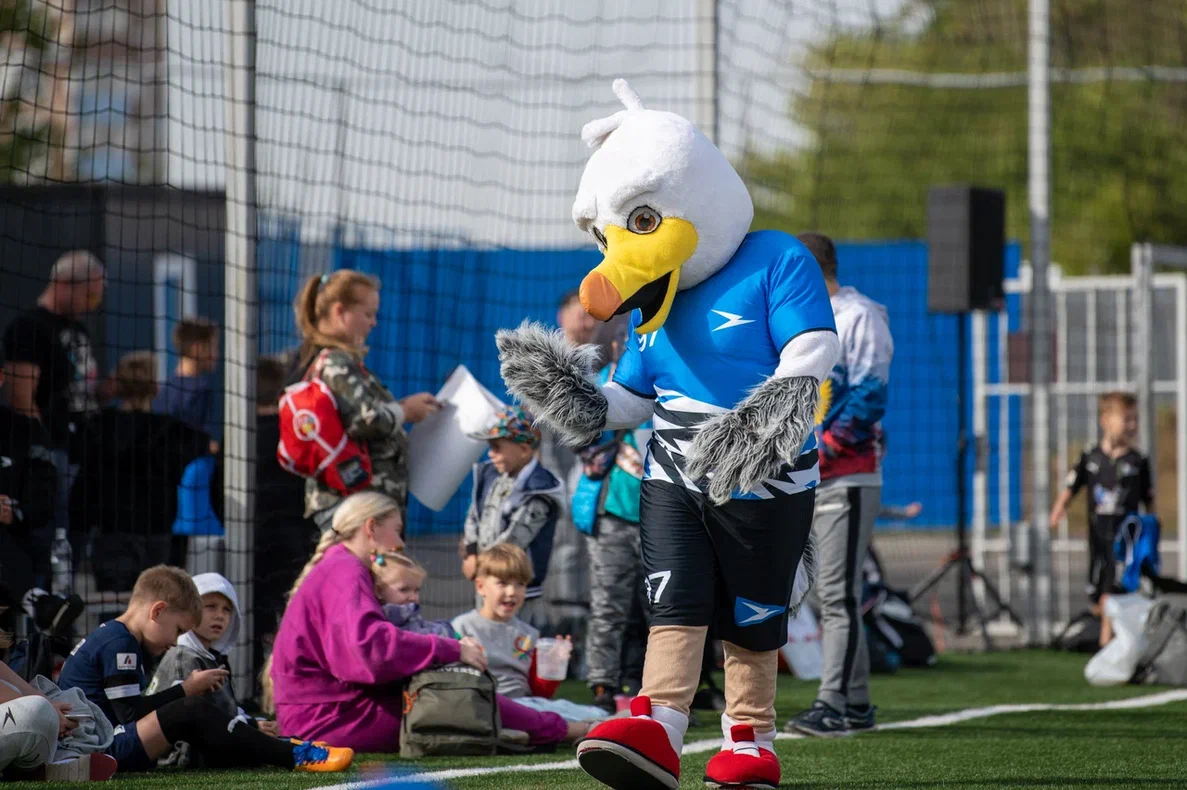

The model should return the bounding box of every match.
[292,741,354,772]
[845,704,877,732]
[590,684,617,714]
[787,700,850,738]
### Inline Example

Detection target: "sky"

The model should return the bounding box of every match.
[165,0,906,247]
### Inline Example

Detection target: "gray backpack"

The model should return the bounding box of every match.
[1132,600,1187,687]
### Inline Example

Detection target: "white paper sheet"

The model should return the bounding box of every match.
[407,365,505,511]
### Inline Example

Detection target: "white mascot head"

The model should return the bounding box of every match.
[572,79,755,335]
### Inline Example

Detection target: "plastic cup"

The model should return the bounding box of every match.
[534,637,572,681]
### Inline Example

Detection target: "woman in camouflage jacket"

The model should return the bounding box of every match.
[287,270,441,530]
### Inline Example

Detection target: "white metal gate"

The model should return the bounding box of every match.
[974,259,1187,631]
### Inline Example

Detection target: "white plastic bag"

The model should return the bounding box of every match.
[1084,594,1155,687]
[407,366,504,511]
[781,605,824,680]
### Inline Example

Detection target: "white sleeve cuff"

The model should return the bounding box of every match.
[603,382,655,429]
[774,330,841,383]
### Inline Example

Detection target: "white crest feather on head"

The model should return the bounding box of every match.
[580,78,646,150]
[612,78,645,111]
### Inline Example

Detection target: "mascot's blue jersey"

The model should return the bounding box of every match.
[613,230,837,500]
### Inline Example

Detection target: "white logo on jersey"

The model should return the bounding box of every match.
[711,310,755,332]
[638,331,659,351]
[116,653,137,671]
[70,639,86,656]
[645,571,672,604]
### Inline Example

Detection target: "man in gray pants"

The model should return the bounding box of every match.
[788,233,893,737]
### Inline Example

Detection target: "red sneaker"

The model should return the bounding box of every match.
[89,753,118,781]
[703,724,781,789]
[577,696,681,790]
[38,752,118,782]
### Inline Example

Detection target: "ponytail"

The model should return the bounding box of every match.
[294,274,322,351]
[292,269,381,364]
[260,491,401,715]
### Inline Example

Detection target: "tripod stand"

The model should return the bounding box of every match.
[909,313,1022,649]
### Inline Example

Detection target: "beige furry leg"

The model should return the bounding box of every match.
[640,625,708,717]
[722,641,779,732]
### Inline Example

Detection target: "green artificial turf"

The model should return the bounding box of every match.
[9,650,1186,790]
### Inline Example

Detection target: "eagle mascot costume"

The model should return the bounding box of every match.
[496,79,841,790]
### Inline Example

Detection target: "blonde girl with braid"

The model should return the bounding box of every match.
[263,491,581,752]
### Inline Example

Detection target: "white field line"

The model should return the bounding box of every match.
[324,689,1187,788]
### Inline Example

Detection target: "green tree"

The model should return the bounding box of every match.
[743,0,1187,274]
[0,0,63,183]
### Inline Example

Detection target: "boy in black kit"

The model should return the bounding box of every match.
[1049,392,1153,645]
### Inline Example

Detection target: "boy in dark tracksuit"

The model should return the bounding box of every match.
[1050,392,1153,646]
[461,406,564,625]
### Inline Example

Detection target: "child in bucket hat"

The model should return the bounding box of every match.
[467,405,542,447]
[460,406,564,624]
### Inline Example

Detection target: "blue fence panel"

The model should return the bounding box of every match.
[257,217,305,357]
[337,246,601,536]
[835,241,1022,530]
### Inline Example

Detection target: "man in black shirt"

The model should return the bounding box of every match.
[2,251,106,453]
[2,251,106,566]
[1050,392,1153,643]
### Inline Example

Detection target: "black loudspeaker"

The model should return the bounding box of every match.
[927,185,1005,313]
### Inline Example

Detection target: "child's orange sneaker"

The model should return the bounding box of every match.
[292,741,354,772]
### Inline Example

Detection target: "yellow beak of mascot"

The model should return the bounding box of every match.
[572,80,754,335]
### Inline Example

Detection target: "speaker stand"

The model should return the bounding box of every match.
[908,312,1022,649]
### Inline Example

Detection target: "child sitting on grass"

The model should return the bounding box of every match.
[452,545,609,723]
[58,565,352,774]
[371,552,457,639]
[148,572,279,766]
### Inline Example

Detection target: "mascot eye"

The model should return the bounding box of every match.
[628,206,661,234]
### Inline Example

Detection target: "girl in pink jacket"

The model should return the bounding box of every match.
[265,491,582,753]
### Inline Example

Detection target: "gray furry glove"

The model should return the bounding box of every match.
[685,375,820,506]
[495,321,608,447]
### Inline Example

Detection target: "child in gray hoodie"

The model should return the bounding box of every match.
[148,573,279,766]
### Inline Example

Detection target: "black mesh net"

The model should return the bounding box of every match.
[1,0,1185,698]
